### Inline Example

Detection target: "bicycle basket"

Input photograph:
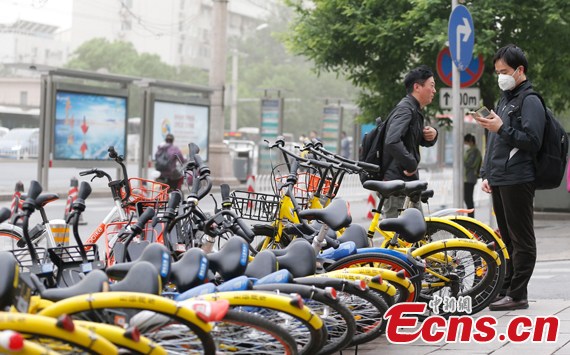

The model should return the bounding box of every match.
[122,178,169,206]
[231,190,280,222]
[275,171,338,198]
[9,247,48,271]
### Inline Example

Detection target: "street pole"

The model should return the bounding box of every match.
[230,49,238,132]
[451,0,464,209]
[209,0,238,185]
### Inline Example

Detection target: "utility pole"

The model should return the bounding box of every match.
[230,49,238,132]
[209,0,238,185]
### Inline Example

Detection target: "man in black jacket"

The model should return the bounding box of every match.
[382,65,438,218]
[474,44,546,311]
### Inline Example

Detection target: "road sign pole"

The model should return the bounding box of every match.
[453,0,462,209]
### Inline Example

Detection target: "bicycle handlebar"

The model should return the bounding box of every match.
[79,168,113,182]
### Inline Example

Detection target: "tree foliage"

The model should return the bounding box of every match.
[285,0,570,126]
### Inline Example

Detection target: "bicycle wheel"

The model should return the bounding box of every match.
[413,243,504,317]
[0,226,23,251]
[0,312,118,354]
[212,309,298,354]
[37,292,216,355]
[448,217,508,265]
[197,291,326,355]
[253,283,355,355]
[325,252,422,301]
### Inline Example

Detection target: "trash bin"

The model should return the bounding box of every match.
[233,150,251,182]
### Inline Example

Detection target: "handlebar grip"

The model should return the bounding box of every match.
[188,143,200,156]
[108,146,118,159]
[77,181,92,201]
[167,191,182,211]
[0,207,10,224]
[79,169,96,176]
[357,161,381,172]
[308,159,333,169]
[339,161,362,173]
[220,184,231,202]
[27,180,42,201]
[135,207,155,231]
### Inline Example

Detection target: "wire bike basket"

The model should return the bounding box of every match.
[121,178,169,208]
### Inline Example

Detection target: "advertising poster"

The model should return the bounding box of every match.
[152,100,209,161]
[321,105,342,153]
[258,98,283,174]
[54,91,127,160]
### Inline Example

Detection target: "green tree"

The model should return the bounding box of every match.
[285,0,570,128]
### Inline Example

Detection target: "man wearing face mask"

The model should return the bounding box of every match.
[473,44,546,311]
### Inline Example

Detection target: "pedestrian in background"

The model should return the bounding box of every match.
[463,133,482,218]
[155,133,186,192]
[474,44,546,311]
[382,65,438,218]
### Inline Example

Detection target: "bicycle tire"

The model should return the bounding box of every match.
[197,290,325,355]
[448,217,508,265]
[296,274,390,346]
[413,243,504,317]
[37,292,216,355]
[325,252,422,302]
[0,312,118,354]
[213,309,298,355]
[74,320,166,355]
[253,283,355,355]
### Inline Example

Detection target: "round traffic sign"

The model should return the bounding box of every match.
[448,5,474,70]
[436,47,484,88]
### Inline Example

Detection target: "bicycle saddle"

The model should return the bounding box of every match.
[337,224,370,249]
[362,180,405,198]
[0,207,10,224]
[170,248,209,293]
[0,252,18,309]
[297,199,352,231]
[397,181,428,199]
[271,239,316,277]
[109,261,161,295]
[244,250,278,279]
[39,269,109,302]
[207,237,249,281]
[19,193,59,208]
[379,208,426,243]
[106,243,172,285]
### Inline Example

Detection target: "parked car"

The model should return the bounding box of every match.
[0,127,9,138]
[0,128,39,159]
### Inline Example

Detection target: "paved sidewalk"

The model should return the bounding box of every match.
[342,299,570,355]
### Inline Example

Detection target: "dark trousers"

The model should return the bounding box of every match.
[491,182,536,300]
[463,182,475,218]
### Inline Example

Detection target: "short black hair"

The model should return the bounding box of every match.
[493,44,528,74]
[464,133,475,144]
[165,133,174,143]
[404,65,434,94]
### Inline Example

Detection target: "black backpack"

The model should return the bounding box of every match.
[359,117,390,183]
[155,147,171,172]
[513,91,569,190]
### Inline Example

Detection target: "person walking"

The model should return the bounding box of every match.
[155,133,186,192]
[463,134,482,218]
[473,44,546,311]
[340,131,352,159]
[382,65,438,218]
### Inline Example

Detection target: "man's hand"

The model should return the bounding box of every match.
[473,110,503,133]
[481,179,492,194]
[403,169,416,177]
[423,126,437,141]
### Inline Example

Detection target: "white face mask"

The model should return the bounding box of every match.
[464,144,470,150]
[497,68,519,91]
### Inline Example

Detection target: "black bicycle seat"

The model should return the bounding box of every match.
[271,239,316,277]
[109,261,161,295]
[170,248,210,292]
[402,181,428,196]
[297,199,352,231]
[379,208,426,243]
[244,250,277,279]
[207,237,249,281]
[362,180,406,198]
[106,243,172,285]
[40,269,109,302]
[337,224,370,249]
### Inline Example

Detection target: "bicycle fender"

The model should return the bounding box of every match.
[441,215,510,260]
[411,239,502,266]
[356,248,410,263]
[424,217,474,239]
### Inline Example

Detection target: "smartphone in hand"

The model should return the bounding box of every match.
[476,106,491,118]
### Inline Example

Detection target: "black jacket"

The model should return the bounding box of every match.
[382,95,438,181]
[480,81,545,186]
